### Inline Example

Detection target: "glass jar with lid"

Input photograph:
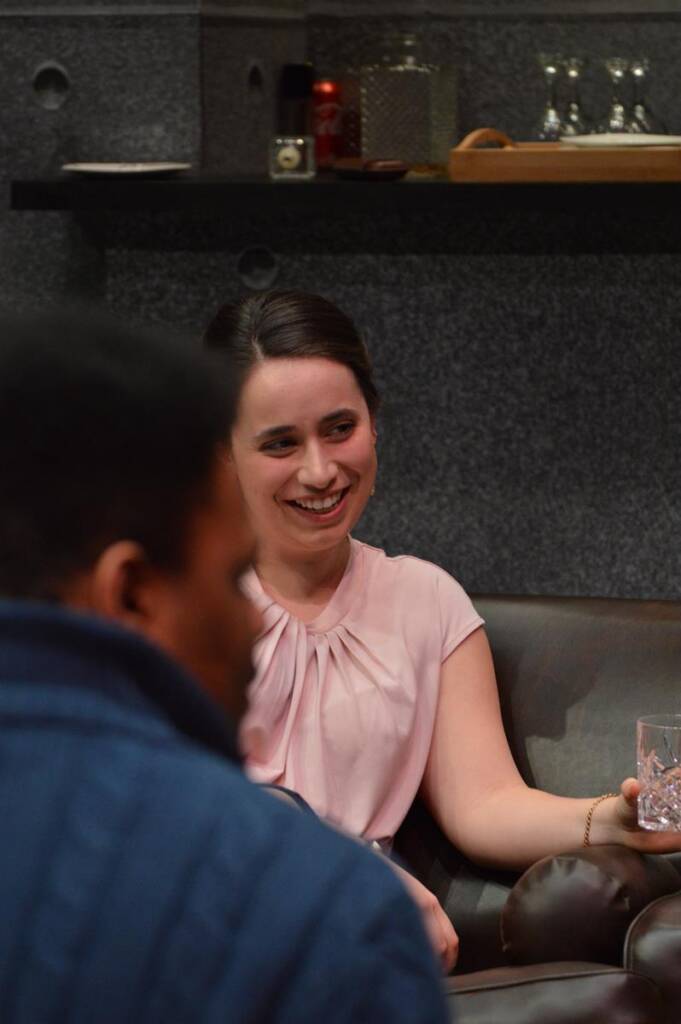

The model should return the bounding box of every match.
[359,32,457,166]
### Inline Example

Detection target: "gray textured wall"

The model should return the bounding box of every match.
[2,0,199,310]
[5,1,681,599]
[101,240,681,600]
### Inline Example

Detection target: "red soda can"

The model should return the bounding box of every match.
[313,79,343,168]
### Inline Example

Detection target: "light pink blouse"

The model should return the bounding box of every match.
[240,539,484,842]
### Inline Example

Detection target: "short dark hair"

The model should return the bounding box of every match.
[0,307,236,599]
[203,290,380,416]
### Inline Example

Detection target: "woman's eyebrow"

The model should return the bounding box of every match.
[254,408,357,443]
[254,424,294,442]
[320,407,356,424]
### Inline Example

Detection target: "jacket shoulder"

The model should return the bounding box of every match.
[137,765,447,1022]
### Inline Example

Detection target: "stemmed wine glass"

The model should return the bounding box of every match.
[561,57,591,136]
[627,59,666,134]
[536,53,563,141]
[597,57,629,133]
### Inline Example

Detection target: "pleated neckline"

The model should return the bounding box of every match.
[244,538,363,637]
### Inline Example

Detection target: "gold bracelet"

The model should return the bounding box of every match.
[583,792,618,847]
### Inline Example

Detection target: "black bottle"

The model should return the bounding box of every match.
[277,62,315,135]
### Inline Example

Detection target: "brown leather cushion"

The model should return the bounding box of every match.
[501,844,681,966]
[625,892,681,1014]
[448,962,665,1024]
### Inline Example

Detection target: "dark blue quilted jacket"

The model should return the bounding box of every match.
[0,601,448,1024]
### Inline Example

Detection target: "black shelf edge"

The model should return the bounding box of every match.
[12,175,681,212]
[11,176,681,255]
[11,175,451,212]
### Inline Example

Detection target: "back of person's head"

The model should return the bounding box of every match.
[0,306,236,600]
[203,289,380,416]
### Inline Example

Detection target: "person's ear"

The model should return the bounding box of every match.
[87,540,161,630]
[370,415,378,444]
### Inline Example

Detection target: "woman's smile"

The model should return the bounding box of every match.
[285,486,351,523]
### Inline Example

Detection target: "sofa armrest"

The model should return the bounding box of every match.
[501,845,681,966]
[448,962,665,1024]
[625,890,681,1017]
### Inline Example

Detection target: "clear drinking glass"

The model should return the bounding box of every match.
[561,57,591,136]
[627,59,666,134]
[597,57,630,134]
[536,53,563,141]
[637,714,681,831]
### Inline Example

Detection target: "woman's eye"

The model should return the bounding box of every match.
[262,438,295,454]
[329,421,354,439]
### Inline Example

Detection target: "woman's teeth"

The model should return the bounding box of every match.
[292,491,344,512]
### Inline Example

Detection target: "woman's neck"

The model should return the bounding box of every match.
[255,537,351,616]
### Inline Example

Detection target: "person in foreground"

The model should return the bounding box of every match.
[0,308,449,1023]
[204,289,681,973]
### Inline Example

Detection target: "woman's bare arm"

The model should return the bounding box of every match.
[420,628,655,870]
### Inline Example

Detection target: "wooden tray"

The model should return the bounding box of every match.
[448,128,681,183]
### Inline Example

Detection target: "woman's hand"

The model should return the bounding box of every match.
[388,860,459,973]
[600,778,681,854]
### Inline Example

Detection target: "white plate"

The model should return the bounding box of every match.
[560,134,681,148]
[61,162,192,176]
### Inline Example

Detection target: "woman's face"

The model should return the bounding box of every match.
[230,356,377,559]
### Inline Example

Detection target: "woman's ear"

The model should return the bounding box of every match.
[370,415,378,444]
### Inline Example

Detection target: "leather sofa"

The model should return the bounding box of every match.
[394,595,681,1024]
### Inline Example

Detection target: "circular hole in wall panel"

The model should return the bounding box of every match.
[33,62,71,110]
[237,246,279,290]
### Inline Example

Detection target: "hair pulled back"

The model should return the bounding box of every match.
[203,290,380,416]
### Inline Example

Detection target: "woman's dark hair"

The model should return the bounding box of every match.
[203,290,380,415]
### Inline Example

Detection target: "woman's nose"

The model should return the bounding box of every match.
[298,443,337,490]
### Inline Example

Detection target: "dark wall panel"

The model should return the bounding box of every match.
[201,15,306,174]
[3,13,198,177]
[2,8,199,310]
[102,241,681,600]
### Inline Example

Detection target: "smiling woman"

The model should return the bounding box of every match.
[232,356,376,574]
[202,290,678,976]
[204,292,380,614]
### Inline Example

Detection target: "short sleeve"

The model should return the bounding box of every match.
[434,568,484,662]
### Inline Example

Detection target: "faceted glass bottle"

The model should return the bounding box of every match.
[360,33,457,166]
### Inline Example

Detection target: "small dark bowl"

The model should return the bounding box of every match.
[332,157,409,182]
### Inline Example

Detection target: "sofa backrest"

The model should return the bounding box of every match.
[396,595,681,974]
[475,595,681,796]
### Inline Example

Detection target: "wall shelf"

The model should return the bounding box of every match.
[11,176,681,254]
